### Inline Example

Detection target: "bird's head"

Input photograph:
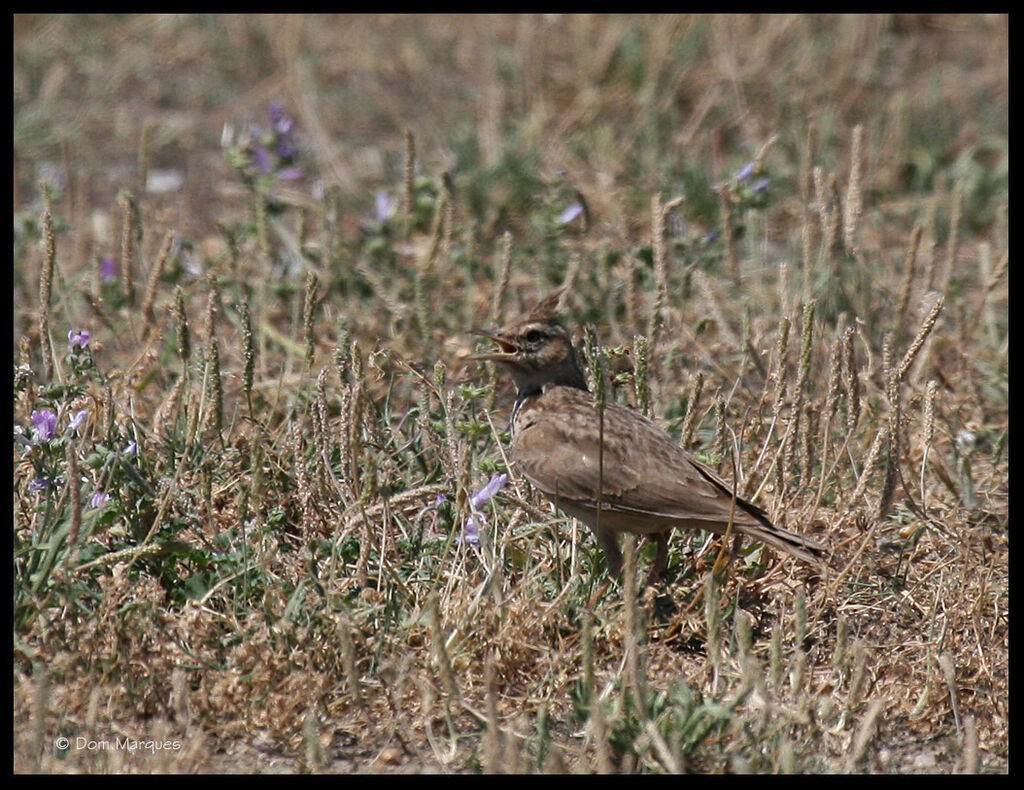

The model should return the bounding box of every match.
[472,289,587,393]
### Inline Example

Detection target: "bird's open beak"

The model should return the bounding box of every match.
[469,329,521,362]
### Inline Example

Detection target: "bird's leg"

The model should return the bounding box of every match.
[597,526,623,578]
[645,530,672,586]
[585,529,623,608]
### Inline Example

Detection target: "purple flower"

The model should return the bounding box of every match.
[558,202,584,225]
[100,256,117,282]
[269,103,294,136]
[471,473,508,510]
[90,491,111,509]
[68,328,90,349]
[375,191,396,222]
[253,145,272,174]
[463,513,482,547]
[31,409,58,442]
[753,177,771,194]
[704,230,719,245]
[276,166,304,181]
[29,477,51,493]
[460,473,509,547]
[734,162,755,182]
[124,440,138,456]
[14,425,32,448]
[434,494,447,506]
[69,409,88,432]
[276,139,298,161]
[269,103,298,162]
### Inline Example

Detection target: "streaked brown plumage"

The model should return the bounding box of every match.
[473,290,825,578]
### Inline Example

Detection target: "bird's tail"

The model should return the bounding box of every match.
[690,461,827,566]
[742,514,826,567]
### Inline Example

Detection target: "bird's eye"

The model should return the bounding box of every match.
[525,329,544,343]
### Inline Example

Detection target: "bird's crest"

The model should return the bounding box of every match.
[523,289,565,324]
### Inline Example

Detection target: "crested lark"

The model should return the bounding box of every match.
[473,290,825,579]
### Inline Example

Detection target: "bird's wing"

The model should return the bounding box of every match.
[513,388,759,525]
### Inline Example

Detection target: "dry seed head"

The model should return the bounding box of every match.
[753,133,778,173]
[632,334,651,417]
[734,608,753,660]
[581,324,604,406]
[770,620,783,690]
[302,712,323,771]
[800,126,817,299]
[771,315,791,415]
[794,590,807,647]
[680,370,704,448]
[847,698,885,771]
[813,166,827,233]
[291,422,314,530]
[800,401,818,482]
[826,173,843,254]
[824,335,843,428]
[843,124,864,252]
[897,225,924,331]
[842,326,861,432]
[303,272,318,369]
[790,650,806,696]
[239,297,254,400]
[203,277,220,342]
[833,617,849,671]
[650,193,669,341]
[313,368,331,475]
[204,338,223,437]
[338,616,363,707]
[777,258,792,318]
[492,231,513,327]
[427,594,460,702]
[963,716,979,774]
[879,333,900,515]
[850,424,888,507]
[39,184,56,381]
[793,299,816,413]
[779,407,800,496]
[713,392,726,459]
[923,379,938,448]
[118,191,136,302]
[142,230,175,328]
[65,440,82,571]
[847,640,868,708]
[403,128,415,234]
[626,255,641,331]
[441,176,454,266]
[174,286,190,362]
[153,375,185,438]
[898,293,944,382]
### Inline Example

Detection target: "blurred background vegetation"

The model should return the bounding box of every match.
[13,14,1007,774]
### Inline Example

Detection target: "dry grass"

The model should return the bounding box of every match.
[13,14,1007,773]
